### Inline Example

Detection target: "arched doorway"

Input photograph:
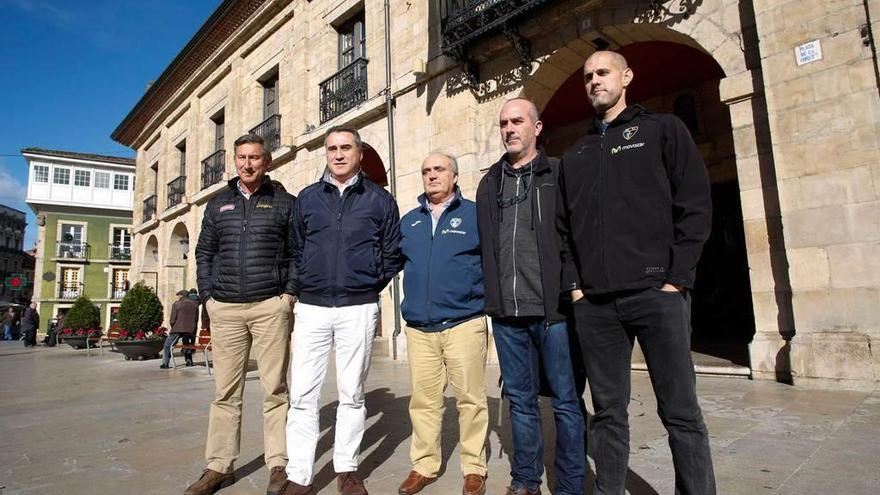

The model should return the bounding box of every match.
[140,235,160,291]
[361,144,388,187]
[539,40,755,371]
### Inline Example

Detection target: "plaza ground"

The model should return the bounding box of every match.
[0,340,878,494]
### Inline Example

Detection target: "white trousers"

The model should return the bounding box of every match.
[285,301,378,485]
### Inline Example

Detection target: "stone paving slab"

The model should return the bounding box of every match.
[0,342,878,494]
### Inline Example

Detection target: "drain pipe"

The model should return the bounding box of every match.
[384,0,403,359]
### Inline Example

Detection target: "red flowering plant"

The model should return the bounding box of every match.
[58,296,102,339]
[117,326,168,342]
[58,327,102,338]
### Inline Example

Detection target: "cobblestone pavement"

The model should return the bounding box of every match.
[1,341,878,494]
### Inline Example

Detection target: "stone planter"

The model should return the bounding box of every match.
[60,335,101,350]
[114,340,164,360]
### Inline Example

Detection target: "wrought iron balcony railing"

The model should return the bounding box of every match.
[58,282,83,300]
[143,195,157,223]
[201,149,225,189]
[250,114,281,153]
[319,58,368,123]
[110,281,129,300]
[167,176,186,209]
[109,245,131,261]
[441,0,551,53]
[56,241,90,260]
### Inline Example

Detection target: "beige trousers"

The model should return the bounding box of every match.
[406,316,489,477]
[204,296,291,473]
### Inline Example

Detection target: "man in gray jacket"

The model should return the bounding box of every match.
[161,290,199,369]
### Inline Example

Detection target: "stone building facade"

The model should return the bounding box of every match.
[112,0,880,388]
[0,205,32,305]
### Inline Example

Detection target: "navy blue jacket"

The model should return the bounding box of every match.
[400,189,484,331]
[291,172,402,307]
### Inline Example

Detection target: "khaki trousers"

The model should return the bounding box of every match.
[406,316,489,477]
[204,296,291,473]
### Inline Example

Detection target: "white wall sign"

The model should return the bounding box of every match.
[795,40,823,66]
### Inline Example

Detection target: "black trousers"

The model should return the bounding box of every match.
[573,287,716,495]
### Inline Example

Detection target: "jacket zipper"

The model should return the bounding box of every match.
[536,186,542,223]
[600,129,609,287]
[239,193,255,300]
[512,176,521,317]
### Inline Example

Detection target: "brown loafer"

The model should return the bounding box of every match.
[267,466,288,495]
[462,474,486,495]
[281,480,314,495]
[183,469,235,495]
[398,470,437,494]
[337,471,368,495]
[504,486,541,495]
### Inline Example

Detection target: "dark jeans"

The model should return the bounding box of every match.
[162,333,194,366]
[492,318,585,494]
[574,288,715,495]
[23,330,37,347]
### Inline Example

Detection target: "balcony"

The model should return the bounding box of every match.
[201,149,225,189]
[109,245,131,262]
[110,281,129,300]
[319,58,368,123]
[143,195,157,223]
[249,114,281,153]
[58,282,83,300]
[56,241,90,261]
[167,176,186,209]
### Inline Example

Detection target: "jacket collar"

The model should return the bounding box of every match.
[418,186,462,212]
[589,104,646,134]
[488,147,551,178]
[320,169,367,193]
[227,175,273,196]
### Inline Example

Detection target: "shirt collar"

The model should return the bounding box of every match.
[322,170,360,195]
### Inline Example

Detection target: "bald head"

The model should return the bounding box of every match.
[502,97,540,122]
[583,50,633,121]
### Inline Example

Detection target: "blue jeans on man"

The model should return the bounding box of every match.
[492,318,585,494]
[162,332,194,367]
[3,324,12,341]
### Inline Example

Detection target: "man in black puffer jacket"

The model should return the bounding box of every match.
[187,134,297,495]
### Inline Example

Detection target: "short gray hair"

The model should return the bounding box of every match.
[234,133,270,158]
[426,152,458,175]
[325,125,363,149]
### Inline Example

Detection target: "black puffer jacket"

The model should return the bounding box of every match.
[195,176,298,303]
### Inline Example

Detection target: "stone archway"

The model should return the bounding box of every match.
[140,234,160,292]
[163,223,191,319]
[517,10,787,378]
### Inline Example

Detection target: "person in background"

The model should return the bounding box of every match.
[161,290,199,369]
[21,302,39,347]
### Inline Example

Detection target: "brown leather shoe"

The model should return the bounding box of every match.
[462,474,486,495]
[267,466,288,495]
[504,486,541,495]
[398,470,436,494]
[183,469,235,495]
[281,480,314,495]
[337,471,368,495]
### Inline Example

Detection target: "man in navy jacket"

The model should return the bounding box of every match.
[283,126,401,495]
[397,153,488,495]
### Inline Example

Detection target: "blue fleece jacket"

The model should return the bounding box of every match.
[399,189,484,331]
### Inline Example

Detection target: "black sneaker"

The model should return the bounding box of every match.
[159,364,170,369]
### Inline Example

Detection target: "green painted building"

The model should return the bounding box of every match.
[23,148,136,334]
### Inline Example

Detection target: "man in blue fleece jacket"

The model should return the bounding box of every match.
[397,152,488,495]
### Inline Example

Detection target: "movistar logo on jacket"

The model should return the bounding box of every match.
[611,142,646,154]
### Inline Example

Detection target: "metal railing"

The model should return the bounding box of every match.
[56,241,90,260]
[58,282,83,300]
[441,0,551,52]
[109,245,131,261]
[319,58,368,123]
[167,176,186,209]
[249,114,281,153]
[201,149,225,189]
[110,281,129,300]
[143,195,157,223]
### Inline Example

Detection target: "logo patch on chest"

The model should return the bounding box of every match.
[256,203,273,209]
[449,217,462,228]
[219,204,235,212]
[623,126,639,140]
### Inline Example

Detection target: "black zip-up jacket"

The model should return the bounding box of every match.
[291,172,402,307]
[557,105,712,294]
[477,149,567,322]
[195,176,298,303]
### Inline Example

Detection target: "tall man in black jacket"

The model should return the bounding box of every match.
[557,51,715,494]
[282,126,401,495]
[476,98,584,495]
[188,134,298,495]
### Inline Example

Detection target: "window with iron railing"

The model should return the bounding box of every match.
[249,114,281,153]
[201,149,225,189]
[143,194,157,223]
[319,58,368,123]
[167,176,186,209]
[56,241,90,260]
[58,281,83,300]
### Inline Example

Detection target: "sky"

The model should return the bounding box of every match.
[0,0,222,249]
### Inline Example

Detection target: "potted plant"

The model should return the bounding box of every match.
[114,282,166,360]
[58,296,101,349]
